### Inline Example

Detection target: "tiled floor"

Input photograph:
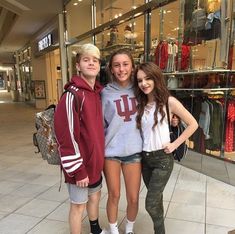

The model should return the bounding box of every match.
[180,151,235,186]
[0,89,235,234]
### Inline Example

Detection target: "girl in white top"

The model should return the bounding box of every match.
[133,62,198,234]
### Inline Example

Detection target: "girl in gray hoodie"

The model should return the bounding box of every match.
[101,49,142,234]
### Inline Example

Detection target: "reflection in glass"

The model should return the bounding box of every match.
[96,0,144,27]
[95,15,144,65]
[151,2,180,72]
[65,1,92,39]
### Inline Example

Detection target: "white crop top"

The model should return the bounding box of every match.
[141,103,170,152]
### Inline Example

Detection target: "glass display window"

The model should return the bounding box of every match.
[183,0,232,71]
[64,0,235,162]
[19,62,33,101]
[150,0,233,72]
[150,1,180,71]
[65,0,92,39]
[96,15,145,61]
[96,0,144,27]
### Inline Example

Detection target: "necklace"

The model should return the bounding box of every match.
[144,102,155,114]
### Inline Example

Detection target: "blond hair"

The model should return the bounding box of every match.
[76,43,100,62]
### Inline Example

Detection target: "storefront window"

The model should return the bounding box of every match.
[19,62,32,101]
[183,0,228,71]
[64,0,235,161]
[96,0,144,27]
[150,1,179,70]
[151,0,233,72]
[153,0,235,162]
[96,15,144,62]
[17,46,33,101]
[65,0,92,39]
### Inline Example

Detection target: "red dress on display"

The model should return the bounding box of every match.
[225,100,235,152]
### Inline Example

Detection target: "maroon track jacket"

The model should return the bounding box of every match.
[54,75,105,186]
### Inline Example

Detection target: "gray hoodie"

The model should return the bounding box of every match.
[101,82,142,157]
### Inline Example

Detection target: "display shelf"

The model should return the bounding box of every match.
[100,43,143,52]
[163,69,235,76]
[169,88,235,91]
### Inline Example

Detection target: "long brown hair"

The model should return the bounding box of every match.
[133,62,170,130]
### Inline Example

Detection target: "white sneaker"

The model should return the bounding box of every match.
[104,229,120,234]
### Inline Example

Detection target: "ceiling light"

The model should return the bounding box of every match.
[171,27,179,31]
[73,2,78,5]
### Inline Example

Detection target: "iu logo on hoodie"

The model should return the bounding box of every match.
[114,95,137,122]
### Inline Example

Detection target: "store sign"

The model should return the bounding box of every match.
[38,34,53,51]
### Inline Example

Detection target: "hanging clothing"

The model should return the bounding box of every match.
[155,41,169,70]
[225,100,235,152]
[199,100,211,139]
[204,11,221,40]
[176,45,190,71]
[166,43,178,72]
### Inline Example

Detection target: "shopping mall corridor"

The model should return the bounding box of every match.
[0,90,235,234]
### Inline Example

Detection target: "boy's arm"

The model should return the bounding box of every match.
[54,92,88,181]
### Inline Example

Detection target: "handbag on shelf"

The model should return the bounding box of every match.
[166,101,188,162]
[191,0,207,31]
[192,8,207,31]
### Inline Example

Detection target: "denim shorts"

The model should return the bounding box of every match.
[67,182,102,204]
[106,153,142,164]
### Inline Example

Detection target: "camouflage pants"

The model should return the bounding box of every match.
[142,150,174,234]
